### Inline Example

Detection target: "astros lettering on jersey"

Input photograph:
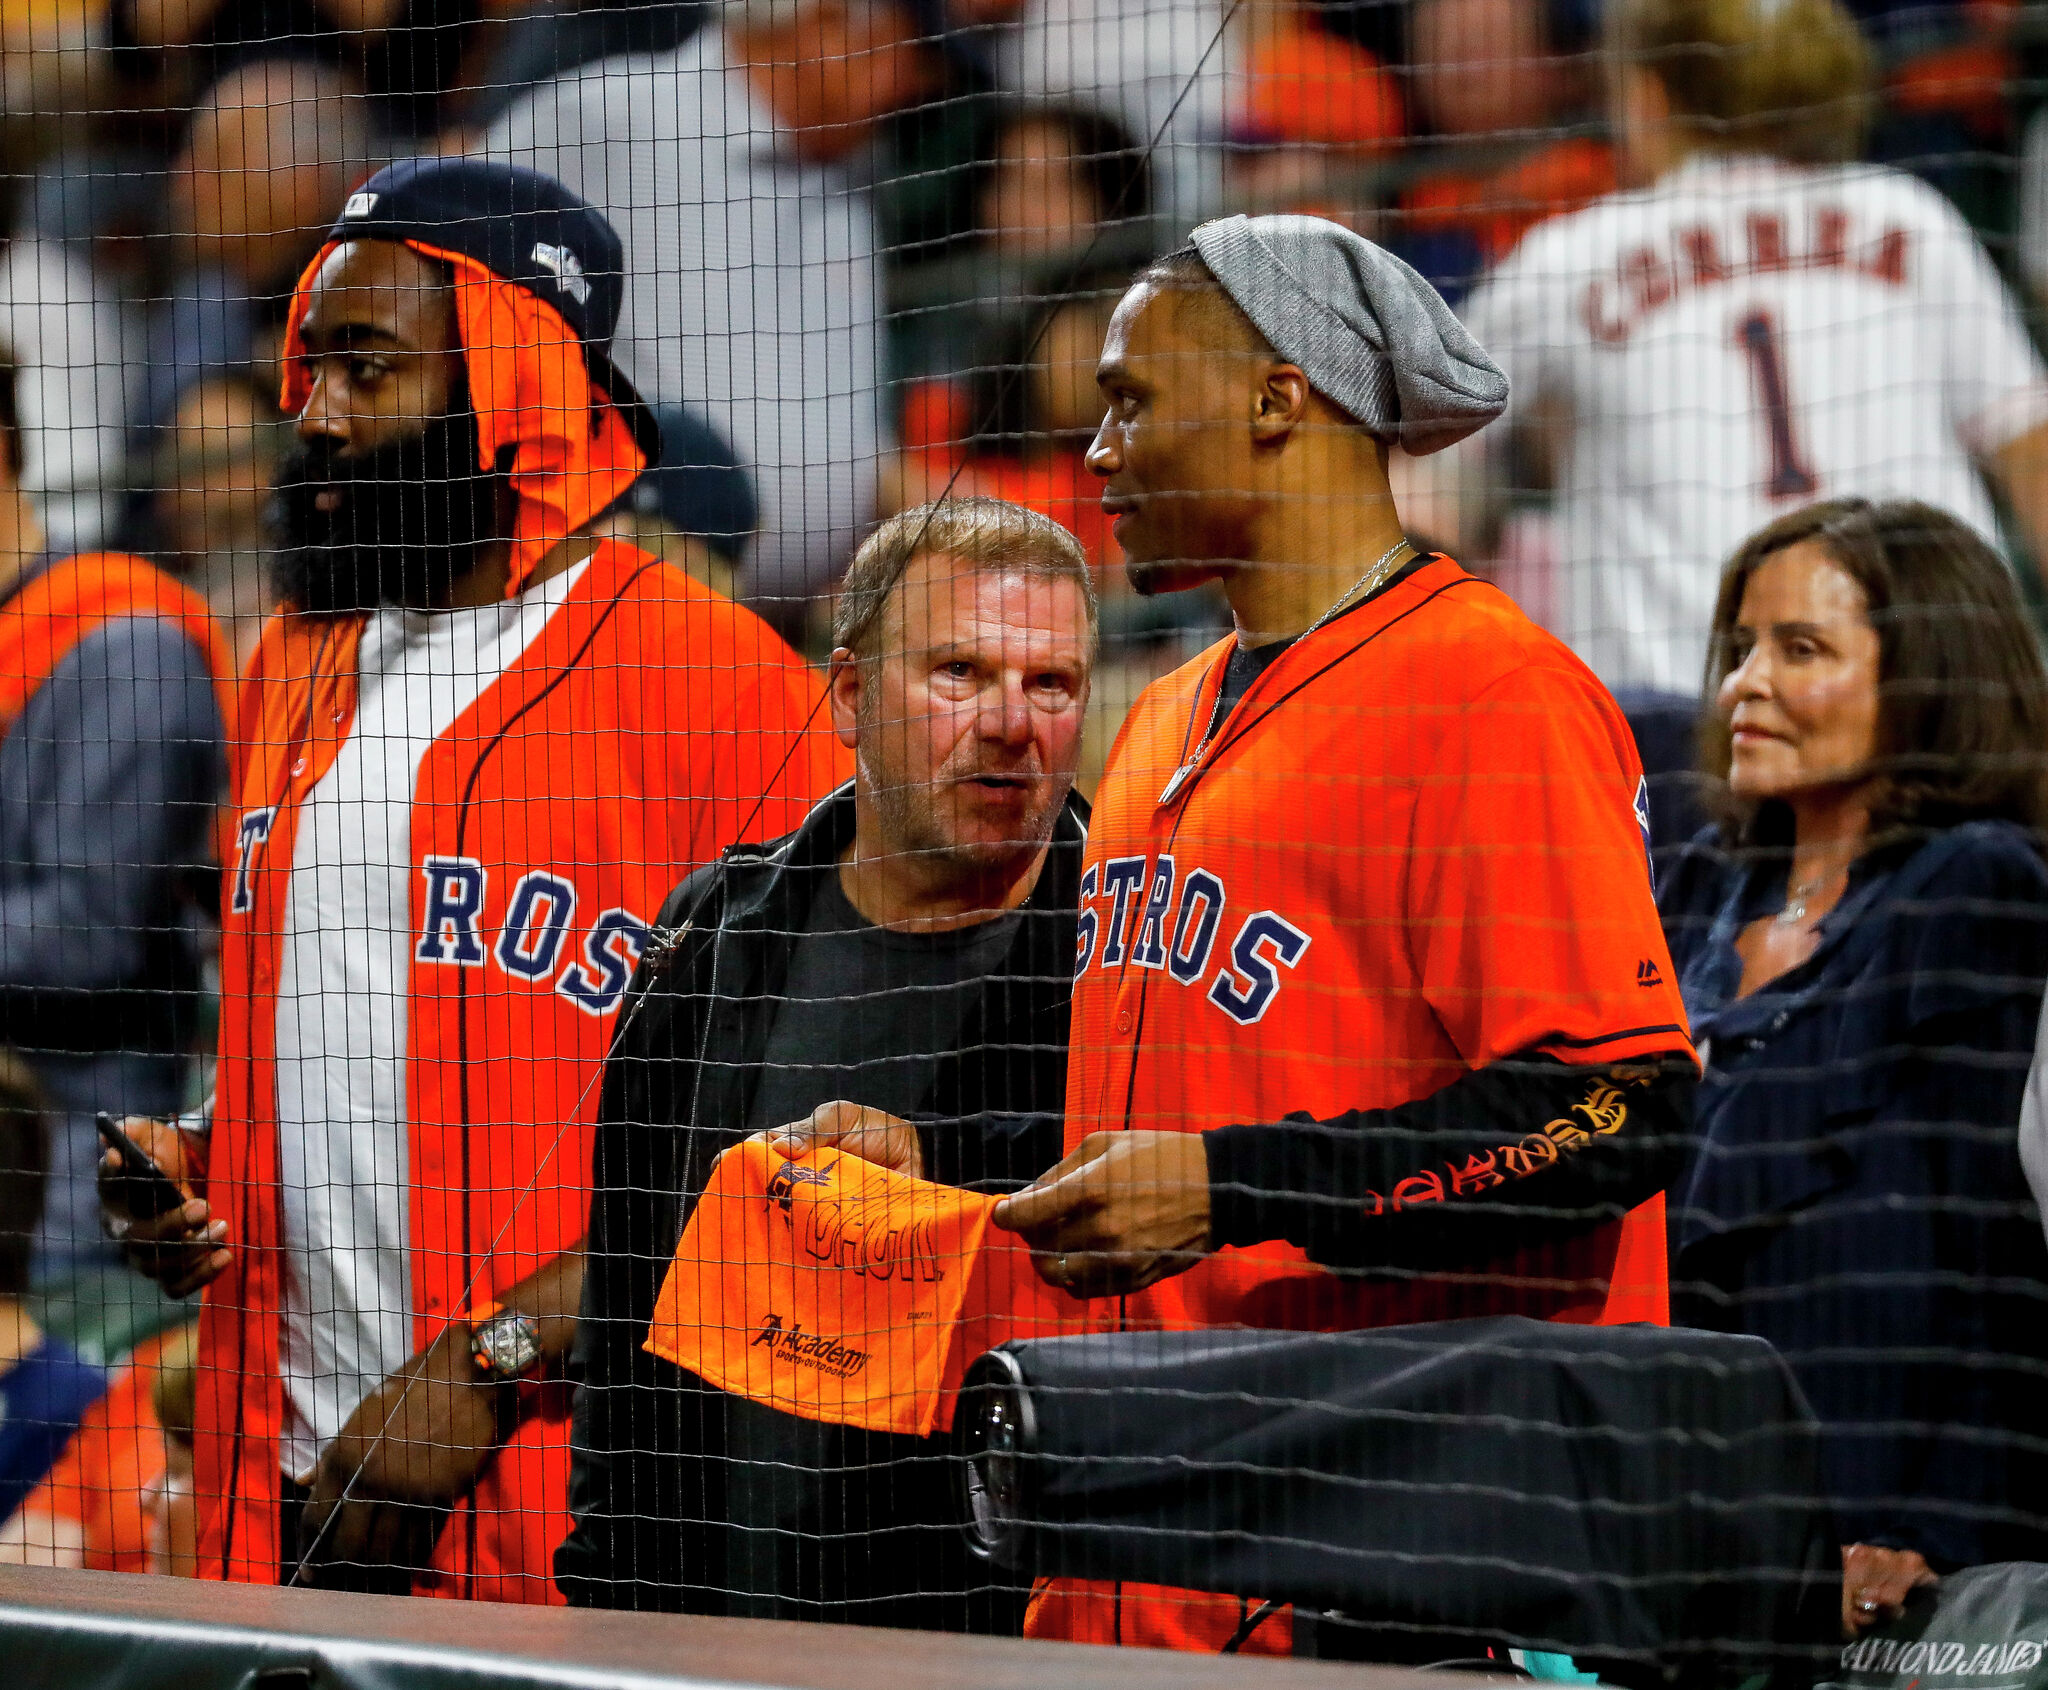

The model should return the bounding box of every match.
[1027,551,1694,1653]
[195,540,844,1598]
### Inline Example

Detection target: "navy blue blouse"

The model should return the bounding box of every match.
[1660,818,2048,1569]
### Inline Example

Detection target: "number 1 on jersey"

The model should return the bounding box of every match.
[1734,308,1819,500]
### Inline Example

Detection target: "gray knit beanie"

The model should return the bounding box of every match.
[1188,213,1509,455]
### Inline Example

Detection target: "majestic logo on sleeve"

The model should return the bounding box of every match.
[1075,854,1312,1026]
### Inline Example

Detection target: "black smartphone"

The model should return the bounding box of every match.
[94,1112,188,1221]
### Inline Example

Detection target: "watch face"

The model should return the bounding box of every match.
[474,1313,542,1380]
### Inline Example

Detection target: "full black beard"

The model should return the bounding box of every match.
[268,407,502,614]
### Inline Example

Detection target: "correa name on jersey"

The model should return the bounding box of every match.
[229,805,650,1017]
[1075,853,1314,1027]
[1584,200,1909,345]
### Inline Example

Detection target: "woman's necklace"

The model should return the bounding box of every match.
[1775,866,1843,926]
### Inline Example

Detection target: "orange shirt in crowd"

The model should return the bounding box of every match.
[898,382,1117,570]
[1398,137,1618,279]
[5,1327,187,1573]
[1238,20,1405,151]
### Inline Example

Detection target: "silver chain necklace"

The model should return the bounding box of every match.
[1157,539,1416,807]
[1300,538,1415,642]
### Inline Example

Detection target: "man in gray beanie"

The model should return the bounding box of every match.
[988,215,1699,1652]
[798,216,1699,1653]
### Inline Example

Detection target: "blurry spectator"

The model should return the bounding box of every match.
[976,102,1147,257]
[1849,0,2015,230]
[483,0,940,613]
[0,1321,198,1573]
[461,1,704,132]
[1410,0,1570,144]
[0,0,107,179]
[110,0,493,134]
[1660,499,2048,1633]
[891,277,1121,565]
[1389,0,1612,301]
[0,351,233,1278]
[1455,0,2048,698]
[592,403,759,602]
[1223,0,1403,218]
[133,370,287,670]
[148,59,378,430]
[981,0,1229,226]
[0,1053,104,1523]
[0,157,158,555]
[174,58,377,299]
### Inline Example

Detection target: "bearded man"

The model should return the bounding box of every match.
[100,158,845,1601]
[558,497,1095,1626]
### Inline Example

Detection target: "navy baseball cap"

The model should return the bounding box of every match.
[323,156,664,464]
[630,405,759,565]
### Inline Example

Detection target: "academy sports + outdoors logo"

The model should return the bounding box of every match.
[750,1312,870,1380]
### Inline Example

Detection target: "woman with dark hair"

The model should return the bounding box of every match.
[975,101,1150,259]
[1660,497,2048,1638]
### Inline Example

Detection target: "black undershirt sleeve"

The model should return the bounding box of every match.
[1201,1050,1696,1273]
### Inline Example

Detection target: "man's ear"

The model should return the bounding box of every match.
[1250,363,1313,445]
[827,647,862,751]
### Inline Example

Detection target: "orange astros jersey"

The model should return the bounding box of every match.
[197,540,846,1600]
[1067,551,1692,1335]
[1031,551,1694,1654]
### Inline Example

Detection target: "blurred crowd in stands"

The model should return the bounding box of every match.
[0,0,2039,637]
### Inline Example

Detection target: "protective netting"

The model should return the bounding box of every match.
[0,0,2040,1680]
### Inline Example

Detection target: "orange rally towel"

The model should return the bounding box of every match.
[646,1141,1083,1438]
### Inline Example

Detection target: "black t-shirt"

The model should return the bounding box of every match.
[745,869,1021,1136]
[1212,632,1296,727]
[726,866,1025,1631]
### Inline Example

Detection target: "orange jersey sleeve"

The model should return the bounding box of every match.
[1406,657,1691,1069]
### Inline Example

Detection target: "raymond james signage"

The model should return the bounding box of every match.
[1822,1567,2048,1690]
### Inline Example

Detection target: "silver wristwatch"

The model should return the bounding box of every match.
[470,1309,544,1382]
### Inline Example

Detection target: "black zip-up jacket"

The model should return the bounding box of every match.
[555,784,1084,1620]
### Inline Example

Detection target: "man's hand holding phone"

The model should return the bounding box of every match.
[97,1115,229,1298]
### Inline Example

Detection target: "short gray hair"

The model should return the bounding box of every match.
[834,497,1099,660]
